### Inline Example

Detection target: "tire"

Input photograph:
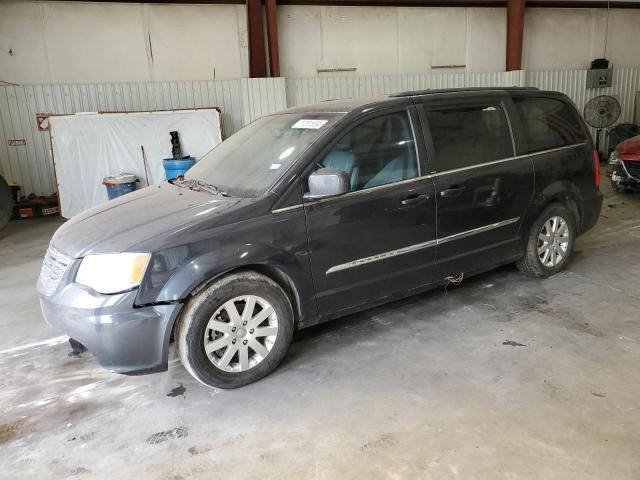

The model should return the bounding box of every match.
[0,176,13,232]
[516,203,576,278]
[175,271,294,389]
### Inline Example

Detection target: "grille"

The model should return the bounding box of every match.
[37,245,72,296]
[624,161,640,181]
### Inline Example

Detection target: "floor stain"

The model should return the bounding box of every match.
[592,392,607,398]
[188,445,212,456]
[361,433,395,451]
[166,384,186,398]
[503,340,527,347]
[69,466,91,476]
[0,418,26,444]
[146,427,189,445]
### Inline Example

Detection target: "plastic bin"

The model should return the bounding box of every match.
[163,157,195,181]
[103,173,138,200]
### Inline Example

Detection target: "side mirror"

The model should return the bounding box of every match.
[304,168,350,200]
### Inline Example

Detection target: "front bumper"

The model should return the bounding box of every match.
[609,154,640,191]
[39,283,182,374]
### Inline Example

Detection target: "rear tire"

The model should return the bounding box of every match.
[516,203,576,278]
[0,176,13,232]
[175,271,294,389]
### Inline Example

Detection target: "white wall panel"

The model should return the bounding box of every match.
[523,8,640,70]
[278,5,507,77]
[277,6,323,78]
[466,8,507,72]
[146,4,248,81]
[0,1,249,85]
[43,2,150,84]
[0,2,51,85]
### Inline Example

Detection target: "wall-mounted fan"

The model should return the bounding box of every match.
[583,95,621,157]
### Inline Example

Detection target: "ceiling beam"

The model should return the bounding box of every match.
[45,0,640,6]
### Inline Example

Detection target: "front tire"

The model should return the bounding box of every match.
[175,271,294,389]
[516,203,576,278]
[0,176,13,233]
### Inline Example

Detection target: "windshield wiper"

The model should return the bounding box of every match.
[172,177,230,197]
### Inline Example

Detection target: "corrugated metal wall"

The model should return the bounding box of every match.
[1,69,639,196]
[285,71,525,107]
[0,78,286,196]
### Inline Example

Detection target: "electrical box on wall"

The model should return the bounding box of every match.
[587,68,613,88]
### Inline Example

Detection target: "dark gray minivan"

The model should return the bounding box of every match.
[38,88,603,388]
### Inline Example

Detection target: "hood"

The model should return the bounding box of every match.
[616,134,640,162]
[52,183,245,257]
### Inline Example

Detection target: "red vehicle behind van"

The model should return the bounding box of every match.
[610,134,640,192]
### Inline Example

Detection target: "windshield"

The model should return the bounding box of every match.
[185,112,342,197]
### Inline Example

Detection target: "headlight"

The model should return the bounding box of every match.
[75,253,151,294]
[609,151,620,165]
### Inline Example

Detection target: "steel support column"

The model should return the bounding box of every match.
[506,0,525,71]
[265,0,281,77]
[246,0,268,78]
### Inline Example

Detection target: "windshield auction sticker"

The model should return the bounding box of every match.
[292,119,328,129]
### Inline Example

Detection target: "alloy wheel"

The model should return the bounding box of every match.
[203,295,278,372]
[537,215,570,268]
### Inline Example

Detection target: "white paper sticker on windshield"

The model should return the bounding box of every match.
[292,119,328,130]
[269,163,282,170]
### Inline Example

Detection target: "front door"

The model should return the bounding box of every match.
[417,97,534,278]
[304,109,437,317]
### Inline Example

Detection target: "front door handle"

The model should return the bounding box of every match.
[440,186,466,198]
[401,193,430,206]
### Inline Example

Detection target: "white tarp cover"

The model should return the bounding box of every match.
[49,109,222,218]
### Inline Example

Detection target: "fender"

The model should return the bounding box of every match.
[521,179,584,237]
[158,242,311,302]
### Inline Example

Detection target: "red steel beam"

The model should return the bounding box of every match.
[265,0,281,77]
[506,0,525,71]
[246,0,268,77]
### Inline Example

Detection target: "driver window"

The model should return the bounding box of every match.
[318,111,418,192]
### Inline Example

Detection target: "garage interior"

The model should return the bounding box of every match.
[1,0,640,478]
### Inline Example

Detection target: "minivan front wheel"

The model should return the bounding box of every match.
[175,271,294,389]
[516,204,576,278]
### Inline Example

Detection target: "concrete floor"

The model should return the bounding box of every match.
[1,180,639,480]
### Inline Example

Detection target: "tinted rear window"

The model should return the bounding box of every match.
[421,103,514,172]
[513,97,586,153]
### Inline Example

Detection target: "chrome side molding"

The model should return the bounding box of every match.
[326,217,520,275]
[436,217,520,245]
[326,239,437,274]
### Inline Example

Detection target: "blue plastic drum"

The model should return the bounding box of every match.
[163,157,195,181]
[103,173,138,200]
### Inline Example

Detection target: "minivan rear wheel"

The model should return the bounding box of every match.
[175,271,294,389]
[516,203,576,278]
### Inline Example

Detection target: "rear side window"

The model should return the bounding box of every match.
[513,97,586,153]
[421,103,514,172]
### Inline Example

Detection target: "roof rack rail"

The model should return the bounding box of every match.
[389,87,538,98]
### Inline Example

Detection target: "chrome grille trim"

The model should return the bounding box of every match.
[37,245,73,297]
[622,160,640,182]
